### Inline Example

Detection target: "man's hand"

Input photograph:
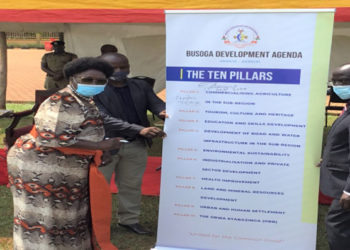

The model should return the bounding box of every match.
[316,159,322,167]
[339,192,350,210]
[158,110,168,120]
[140,127,166,138]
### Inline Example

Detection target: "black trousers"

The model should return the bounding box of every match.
[326,199,350,250]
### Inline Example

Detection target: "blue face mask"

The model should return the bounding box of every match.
[333,86,350,100]
[76,83,106,97]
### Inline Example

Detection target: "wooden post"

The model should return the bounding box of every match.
[36,32,41,46]
[0,32,7,109]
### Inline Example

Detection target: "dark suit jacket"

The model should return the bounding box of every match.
[94,78,165,146]
[320,107,350,198]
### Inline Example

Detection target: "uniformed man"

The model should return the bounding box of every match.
[41,40,77,89]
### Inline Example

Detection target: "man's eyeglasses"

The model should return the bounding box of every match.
[74,77,107,85]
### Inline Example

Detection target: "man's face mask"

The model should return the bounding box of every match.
[110,71,129,82]
[333,85,350,100]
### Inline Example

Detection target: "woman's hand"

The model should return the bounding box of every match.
[101,151,113,166]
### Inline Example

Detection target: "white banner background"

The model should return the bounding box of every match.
[156,10,329,250]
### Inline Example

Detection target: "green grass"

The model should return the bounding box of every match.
[317,205,329,250]
[6,43,45,49]
[0,104,338,250]
[112,195,159,249]
[0,186,13,249]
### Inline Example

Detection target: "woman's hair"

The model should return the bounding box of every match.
[63,57,114,79]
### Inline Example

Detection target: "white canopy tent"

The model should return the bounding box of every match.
[0,21,350,92]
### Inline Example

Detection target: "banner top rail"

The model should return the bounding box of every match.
[165,9,335,14]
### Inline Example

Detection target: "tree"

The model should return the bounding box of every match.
[0,32,7,109]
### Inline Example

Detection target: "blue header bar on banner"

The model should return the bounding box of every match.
[166,66,301,84]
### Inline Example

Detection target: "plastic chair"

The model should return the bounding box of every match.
[3,88,59,148]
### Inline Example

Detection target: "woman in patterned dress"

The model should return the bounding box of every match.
[7,57,120,250]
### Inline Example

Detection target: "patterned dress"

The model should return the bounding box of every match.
[7,87,104,250]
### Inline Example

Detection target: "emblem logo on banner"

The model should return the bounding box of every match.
[222,25,260,48]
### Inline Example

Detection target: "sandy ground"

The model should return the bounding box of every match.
[5,48,167,103]
[6,49,46,102]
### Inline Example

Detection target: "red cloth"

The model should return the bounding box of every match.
[0,8,348,24]
[110,156,161,196]
[0,148,8,185]
[0,9,165,23]
[319,190,333,205]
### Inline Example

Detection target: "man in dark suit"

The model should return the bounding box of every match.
[94,52,166,235]
[320,64,350,250]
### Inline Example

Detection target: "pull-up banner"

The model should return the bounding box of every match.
[156,9,334,250]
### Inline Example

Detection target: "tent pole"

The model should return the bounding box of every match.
[0,31,7,109]
[59,32,64,42]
